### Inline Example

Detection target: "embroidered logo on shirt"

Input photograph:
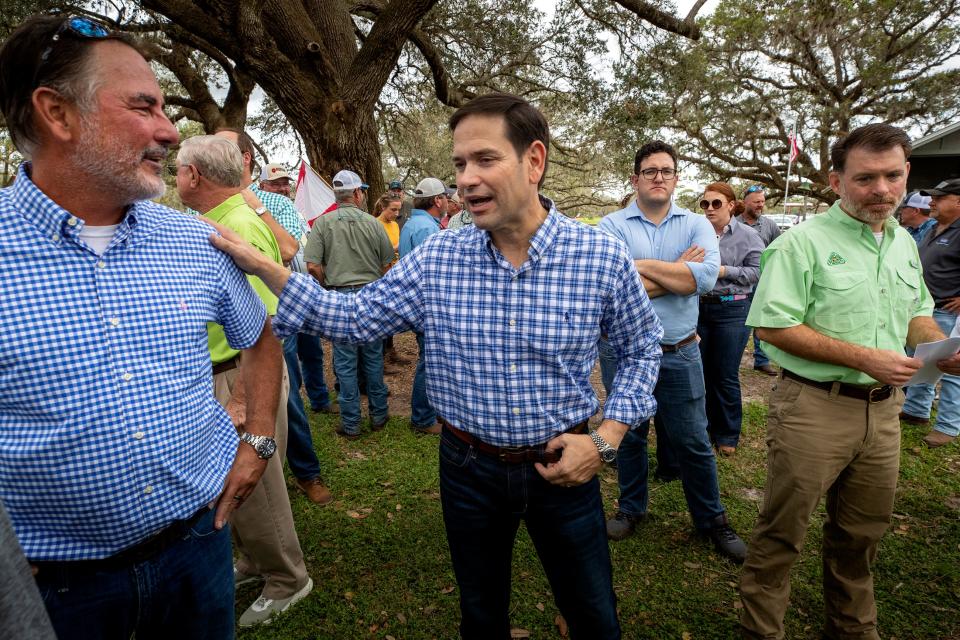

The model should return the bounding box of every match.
[827,252,846,266]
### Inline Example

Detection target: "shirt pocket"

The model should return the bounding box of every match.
[522,309,596,361]
[895,264,922,311]
[811,271,871,335]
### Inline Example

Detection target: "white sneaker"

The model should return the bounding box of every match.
[238,577,314,627]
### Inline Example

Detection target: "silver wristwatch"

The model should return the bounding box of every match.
[589,430,617,464]
[254,206,267,217]
[239,432,277,459]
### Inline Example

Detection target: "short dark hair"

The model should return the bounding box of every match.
[633,141,678,175]
[413,195,443,211]
[831,123,911,172]
[0,15,138,156]
[449,92,550,188]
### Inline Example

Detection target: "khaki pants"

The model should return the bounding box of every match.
[214,367,309,600]
[739,377,903,639]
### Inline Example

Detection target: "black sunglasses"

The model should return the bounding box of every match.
[699,199,726,211]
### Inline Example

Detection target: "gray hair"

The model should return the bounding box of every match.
[334,188,357,204]
[177,135,243,187]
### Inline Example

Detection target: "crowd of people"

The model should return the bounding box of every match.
[2,14,960,640]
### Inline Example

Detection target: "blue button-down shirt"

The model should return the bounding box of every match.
[599,202,719,343]
[905,217,936,245]
[398,208,441,257]
[0,166,267,560]
[274,200,663,446]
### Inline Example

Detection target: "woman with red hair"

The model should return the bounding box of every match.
[697,182,765,455]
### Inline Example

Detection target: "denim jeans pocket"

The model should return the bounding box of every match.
[676,340,702,363]
[439,432,475,468]
[187,508,219,539]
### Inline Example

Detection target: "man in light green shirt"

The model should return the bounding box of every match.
[176,135,313,627]
[739,124,960,640]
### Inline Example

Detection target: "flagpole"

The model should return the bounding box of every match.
[783,122,797,218]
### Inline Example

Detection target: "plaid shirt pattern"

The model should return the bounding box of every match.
[252,185,309,273]
[0,166,267,560]
[275,200,663,447]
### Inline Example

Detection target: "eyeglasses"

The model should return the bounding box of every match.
[744,185,764,196]
[638,168,677,181]
[699,199,726,211]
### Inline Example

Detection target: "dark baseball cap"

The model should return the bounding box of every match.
[920,178,960,197]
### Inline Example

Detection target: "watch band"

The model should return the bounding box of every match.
[589,430,617,463]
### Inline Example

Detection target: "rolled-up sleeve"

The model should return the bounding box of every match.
[601,248,664,426]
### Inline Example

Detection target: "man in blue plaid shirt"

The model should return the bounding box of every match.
[211,92,663,639]
[0,16,282,639]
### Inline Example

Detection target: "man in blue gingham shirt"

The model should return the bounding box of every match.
[0,16,280,639]
[211,92,662,639]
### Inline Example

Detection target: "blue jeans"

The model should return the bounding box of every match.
[439,430,620,639]
[283,335,321,480]
[332,288,389,434]
[35,508,234,640]
[411,332,436,428]
[697,300,752,447]
[297,333,330,411]
[598,339,679,478]
[903,308,960,436]
[604,340,726,529]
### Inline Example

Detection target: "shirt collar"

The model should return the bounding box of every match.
[203,192,249,223]
[624,200,687,223]
[10,163,147,245]
[827,199,899,239]
[411,208,441,225]
[468,195,560,266]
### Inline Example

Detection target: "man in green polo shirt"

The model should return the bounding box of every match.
[176,135,313,627]
[739,124,960,639]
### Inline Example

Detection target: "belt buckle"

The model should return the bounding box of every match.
[498,447,527,461]
[868,386,886,403]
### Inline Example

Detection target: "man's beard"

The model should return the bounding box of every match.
[842,197,897,225]
[72,112,168,204]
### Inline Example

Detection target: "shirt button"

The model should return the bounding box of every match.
[879,322,886,329]
[133,431,145,440]
[110,318,120,327]
[122,372,133,381]
[67,217,78,226]
[509,319,516,326]
[51,233,60,242]
[96,260,106,269]
[880,288,887,295]
[512,407,520,415]
[143,485,153,495]
[510,364,517,373]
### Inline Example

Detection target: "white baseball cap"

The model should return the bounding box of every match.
[260,163,291,181]
[332,170,368,191]
[414,177,446,198]
[903,192,931,210]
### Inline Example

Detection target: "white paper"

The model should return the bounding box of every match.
[907,338,960,385]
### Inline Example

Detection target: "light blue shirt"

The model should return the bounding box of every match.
[599,201,719,343]
[398,208,441,257]
[905,217,936,245]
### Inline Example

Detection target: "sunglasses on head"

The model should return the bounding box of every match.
[699,199,726,211]
[41,16,110,61]
[744,185,764,196]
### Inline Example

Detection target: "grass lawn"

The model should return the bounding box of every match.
[237,401,960,639]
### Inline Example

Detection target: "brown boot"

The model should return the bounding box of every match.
[923,430,956,448]
[296,477,334,505]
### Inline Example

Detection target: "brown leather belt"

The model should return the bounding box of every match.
[441,420,588,464]
[781,369,893,403]
[212,356,239,376]
[660,333,697,352]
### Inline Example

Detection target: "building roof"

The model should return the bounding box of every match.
[912,121,960,157]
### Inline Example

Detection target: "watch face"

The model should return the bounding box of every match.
[600,448,617,463]
[256,438,277,459]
